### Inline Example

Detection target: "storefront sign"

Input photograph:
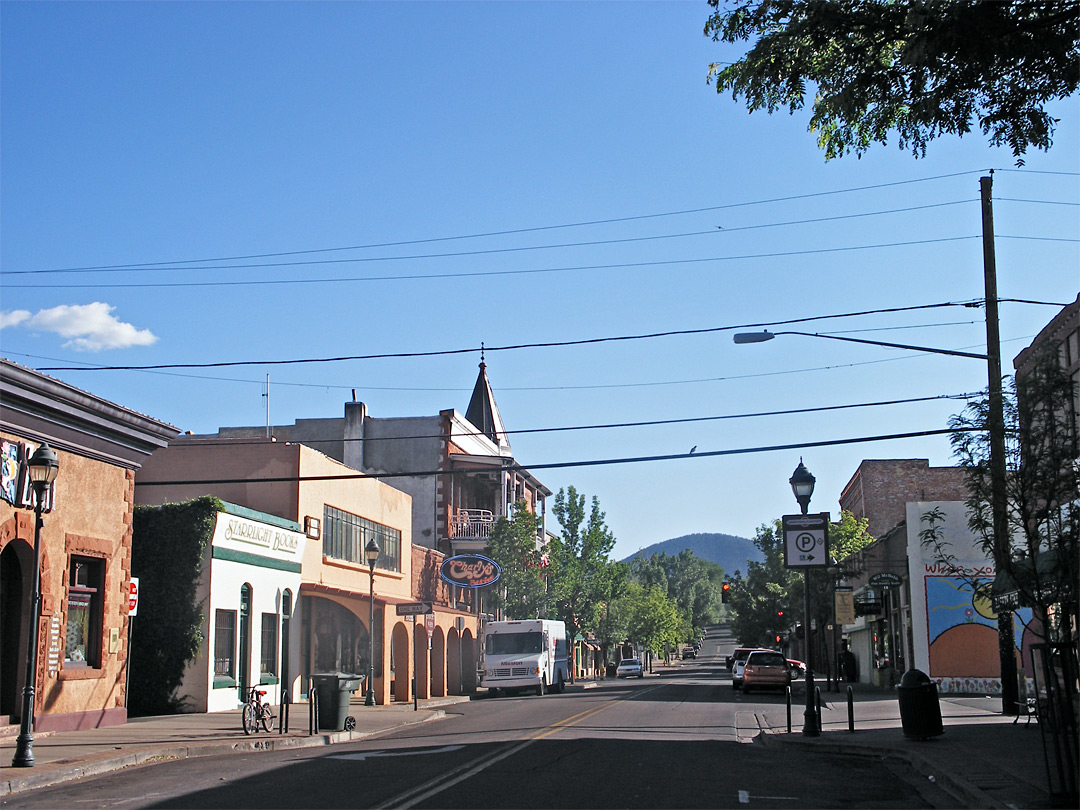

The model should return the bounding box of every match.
[869,572,903,588]
[835,590,856,624]
[129,577,140,616]
[1,439,56,512]
[439,554,500,589]
[212,512,305,567]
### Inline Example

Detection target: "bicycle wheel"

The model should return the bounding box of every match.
[242,703,258,735]
[260,703,276,733]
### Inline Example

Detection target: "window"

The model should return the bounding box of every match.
[214,610,237,682]
[260,613,278,679]
[323,505,402,572]
[65,556,104,668]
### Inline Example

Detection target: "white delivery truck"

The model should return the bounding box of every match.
[480,619,570,696]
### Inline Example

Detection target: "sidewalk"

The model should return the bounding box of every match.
[1,694,469,797]
[757,681,1062,809]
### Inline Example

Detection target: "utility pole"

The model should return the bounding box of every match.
[981,173,1019,715]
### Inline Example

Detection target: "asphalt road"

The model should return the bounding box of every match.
[6,637,954,809]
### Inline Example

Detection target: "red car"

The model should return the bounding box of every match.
[742,650,792,692]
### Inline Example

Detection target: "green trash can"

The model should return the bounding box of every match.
[312,673,362,731]
[897,669,944,739]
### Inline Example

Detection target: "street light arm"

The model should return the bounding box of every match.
[732,330,988,360]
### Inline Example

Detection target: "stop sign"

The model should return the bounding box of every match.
[128,577,139,616]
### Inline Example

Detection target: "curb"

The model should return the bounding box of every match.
[1,709,446,797]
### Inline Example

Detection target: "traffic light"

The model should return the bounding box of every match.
[721,581,731,603]
[777,610,784,618]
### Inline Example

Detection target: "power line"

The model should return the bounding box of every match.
[185,393,974,447]
[5,235,985,290]
[1,200,976,277]
[13,171,986,275]
[35,300,983,372]
[134,426,972,486]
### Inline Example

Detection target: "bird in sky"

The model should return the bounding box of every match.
[689,446,697,454]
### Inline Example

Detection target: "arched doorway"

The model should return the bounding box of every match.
[1,542,26,718]
[391,622,410,703]
[431,627,446,697]
[414,627,430,699]
[447,627,461,695]
[461,629,477,692]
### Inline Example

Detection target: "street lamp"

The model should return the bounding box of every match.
[736,325,1018,713]
[12,443,59,768]
[789,460,820,737]
[732,330,988,360]
[364,538,380,707]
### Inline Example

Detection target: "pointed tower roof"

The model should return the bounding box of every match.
[465,355,510,451]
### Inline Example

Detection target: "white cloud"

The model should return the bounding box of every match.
[0,310,31,329]
[4,302,158,351]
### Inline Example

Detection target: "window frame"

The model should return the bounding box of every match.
[64,555,105,669]
[214,608,238,687]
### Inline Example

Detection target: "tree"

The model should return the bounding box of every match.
[944,350,1079,643]
[630,550,724,637]
[729,512,874,654]
[484,502,548,620]
[705,1,1080,161]
[624,582,684,661]
[728,520,799,648]
[548,486,618,645]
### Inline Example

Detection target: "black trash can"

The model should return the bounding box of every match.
[897,669,944,739]
[311,673,363,731]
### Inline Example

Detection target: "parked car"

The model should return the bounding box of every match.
[726,646,755,671]
[683,647,697,660]
[787,658,805,679]
[731,648,769,688]
[742,650,792,692]
[616,658,644,678]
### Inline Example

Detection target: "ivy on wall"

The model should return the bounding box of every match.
[129,497,221,716]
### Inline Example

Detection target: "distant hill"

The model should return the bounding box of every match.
[622,532,762,577]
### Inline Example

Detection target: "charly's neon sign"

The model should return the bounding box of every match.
[440,554,501,589]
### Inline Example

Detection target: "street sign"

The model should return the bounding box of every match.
[782,513,830,568]
[128,577,139,617]
[396,601,434,616]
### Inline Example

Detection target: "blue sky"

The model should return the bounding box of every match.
[2,1,1077,562]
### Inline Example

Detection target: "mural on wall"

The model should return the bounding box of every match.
[925,573,1032,694]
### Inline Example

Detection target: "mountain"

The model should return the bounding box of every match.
[622,532,762,577]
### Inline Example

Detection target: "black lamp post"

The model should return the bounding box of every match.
[789,459,819,737]
[11,443,59,768]
[364,538,379,707]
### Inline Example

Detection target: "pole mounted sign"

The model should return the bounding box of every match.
[782,512,830,568]
[396,602,434,616]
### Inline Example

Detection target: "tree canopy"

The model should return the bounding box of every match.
[705,1,1080,161]
[548,486,619,643]
[484,502,548,620]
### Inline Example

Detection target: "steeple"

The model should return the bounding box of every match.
[465,347,509,450]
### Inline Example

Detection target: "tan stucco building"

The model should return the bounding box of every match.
[1,360,177,731]
[135,438,479,707]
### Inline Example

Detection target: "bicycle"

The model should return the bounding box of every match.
[242,686,276,734]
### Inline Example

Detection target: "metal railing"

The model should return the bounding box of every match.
[450,509,496,539]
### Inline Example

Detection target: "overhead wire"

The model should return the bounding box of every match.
[35,300,987,372]
[134,426,975,487]
[8,170,988,275]
[3,236,990,289]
